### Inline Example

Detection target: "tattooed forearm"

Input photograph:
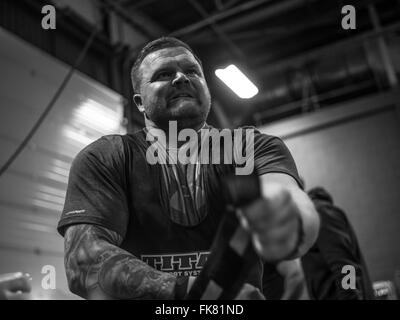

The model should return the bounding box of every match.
[64,224,176,300]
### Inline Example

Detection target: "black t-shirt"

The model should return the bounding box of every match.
[57,126,301,293]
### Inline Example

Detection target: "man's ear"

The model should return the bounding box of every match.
[133,94,145,113]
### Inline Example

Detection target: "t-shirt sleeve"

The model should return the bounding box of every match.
[239,127,302,187]
[57,135,129,238]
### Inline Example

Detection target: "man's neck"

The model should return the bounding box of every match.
[144,117,206,148]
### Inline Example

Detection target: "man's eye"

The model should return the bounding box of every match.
[187,69,198,75]
[156,71,174,79]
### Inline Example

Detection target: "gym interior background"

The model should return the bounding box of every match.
[0,0,399,299]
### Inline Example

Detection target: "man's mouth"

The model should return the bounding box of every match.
[169,93,195,101]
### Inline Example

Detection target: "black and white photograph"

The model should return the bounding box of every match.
[0,0,399,309]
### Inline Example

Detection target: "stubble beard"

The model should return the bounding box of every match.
[149,101,210,132]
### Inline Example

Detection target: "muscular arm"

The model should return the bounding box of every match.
[261,173,320,258]
[64,224,177,300]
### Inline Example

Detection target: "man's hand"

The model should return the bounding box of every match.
[238,173,320,262]
[277,259,310,300]
[235,283,265,300]
[0,272,31,300]
[239,182,300,261]
[187,276,196,293]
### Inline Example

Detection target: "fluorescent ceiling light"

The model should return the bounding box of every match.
[215,64,258,99]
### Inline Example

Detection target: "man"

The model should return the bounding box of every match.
[57,37,320,299]
[301,187,374,299]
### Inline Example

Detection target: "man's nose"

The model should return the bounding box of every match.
[172,71,189,86]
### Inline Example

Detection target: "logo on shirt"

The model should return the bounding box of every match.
[65,209,86,216]
[141,251,210,277]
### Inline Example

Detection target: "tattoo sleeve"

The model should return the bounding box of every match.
[64,224,177,300]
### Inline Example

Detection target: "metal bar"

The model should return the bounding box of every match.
[254,21,400,78]
[186,0,245,60]
[175,0,322,40]
[212,0,319,34]
[254,81,375,120]
[99,0,159,39]
[367,4,398,87]
[169,0,272,38]
[120,0,159,10]
[190,15,336,44]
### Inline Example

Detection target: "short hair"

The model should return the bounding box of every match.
[130,37,203,94]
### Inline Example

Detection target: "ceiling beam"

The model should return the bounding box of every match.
[253,20,400,79]
[169,0,273,38]
[119,0,160,10]
[100,0,167,40]
[189,16,336,44]
[182,0,322,43]
[186,0,245,60]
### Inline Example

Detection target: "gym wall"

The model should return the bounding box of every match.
[0,27,125,299]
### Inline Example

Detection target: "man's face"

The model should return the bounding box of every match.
[134,47,211,131]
